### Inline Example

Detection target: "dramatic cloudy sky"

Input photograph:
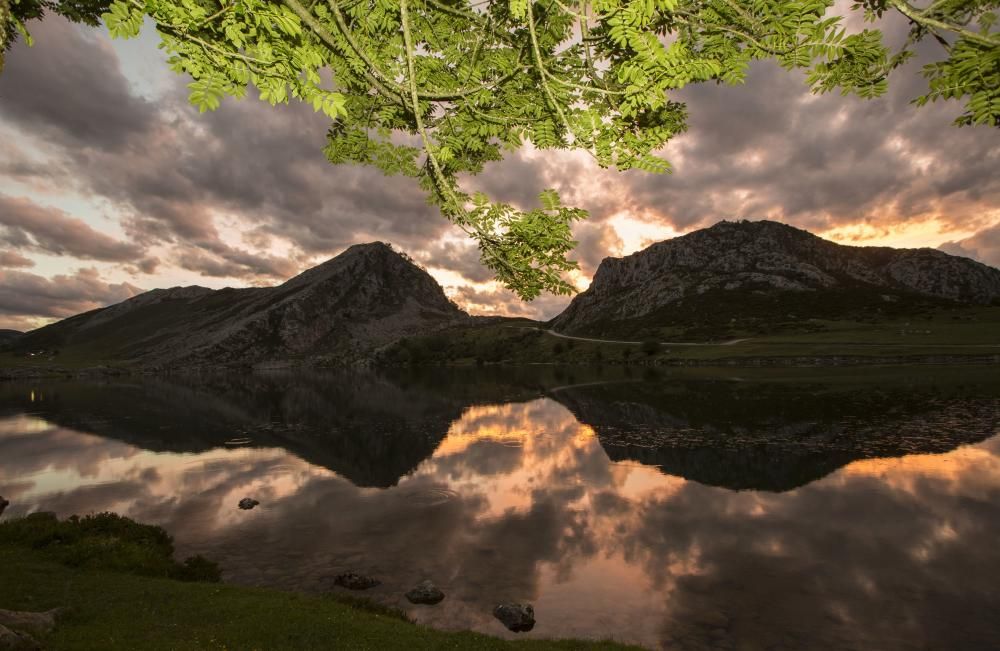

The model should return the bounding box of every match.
[1,6,998,330]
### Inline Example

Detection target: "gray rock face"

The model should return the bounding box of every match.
[553,220,1000,334]
[237,498,259,510]
[12,243,470,367]
[333,572,380,590]
[493,603,535,632]
[405,580,445,605]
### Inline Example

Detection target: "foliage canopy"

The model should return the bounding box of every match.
[3,0,998,299]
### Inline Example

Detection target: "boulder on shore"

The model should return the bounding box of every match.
[0,497,8,516]
[333,572,380,590]
[493,603,535,632]
[405,580,445,605]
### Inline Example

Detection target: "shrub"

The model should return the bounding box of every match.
[0,512,220,582]
[641,339,660,356]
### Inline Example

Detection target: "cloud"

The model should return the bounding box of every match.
[572,221,623,277]
[0,194,143,262]
[0,267,142,320]
[420,241,493,284]
[449,284,571,320]
[0,250,34,268]
[940,223,1000,269]
[0,17,155,149]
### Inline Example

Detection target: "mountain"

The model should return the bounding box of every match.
[552,220,1000,338]
[12,243,468,367]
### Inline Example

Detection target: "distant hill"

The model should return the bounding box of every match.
[0,330,23,347]
[10,243,468,367]
[552,220,1000,339]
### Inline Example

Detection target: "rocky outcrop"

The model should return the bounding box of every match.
[237,498,259,510]
[12,243,470,367]
[553,220,1000,335]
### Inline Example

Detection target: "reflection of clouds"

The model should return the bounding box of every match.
[0,420,141,482]
[4,401,1000,649]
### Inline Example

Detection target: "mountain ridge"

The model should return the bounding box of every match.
[6,221,1000,370]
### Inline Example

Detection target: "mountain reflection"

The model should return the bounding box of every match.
[1,368,999,649]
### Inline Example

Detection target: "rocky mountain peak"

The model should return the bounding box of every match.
[554,219,1000,336]
[13,242,468,367]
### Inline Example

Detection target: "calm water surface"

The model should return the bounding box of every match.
[2,366,999,650]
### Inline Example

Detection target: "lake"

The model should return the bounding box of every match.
[2,366,999,650]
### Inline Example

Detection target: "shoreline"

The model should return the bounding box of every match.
[2,353,998,380]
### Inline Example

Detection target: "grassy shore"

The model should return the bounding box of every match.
[376,306,1000,366]
[0,515,638,650]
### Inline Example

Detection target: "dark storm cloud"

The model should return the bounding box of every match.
[0,267,141,319]
[0,194,143,262]
[467,13,999,240]
[940,223,1000,268]
[572,221,622,276]
[0,18,154,148]
[623,48,1000,233]
[420,241,493,283]
[0,17,450,288]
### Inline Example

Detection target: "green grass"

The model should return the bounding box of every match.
[0,550,639,650]
[381,307,1000,366]
[0,514,639,650]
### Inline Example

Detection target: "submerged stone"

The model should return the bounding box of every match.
[493,603,535,632]
[237,498,260,510]
[405,580,445,605]
[333,572,380,590]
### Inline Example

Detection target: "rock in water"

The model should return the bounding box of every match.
[238,498,259,510]
[493,603,535,632]
[405,580,445,605]
[333,572,380,590]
